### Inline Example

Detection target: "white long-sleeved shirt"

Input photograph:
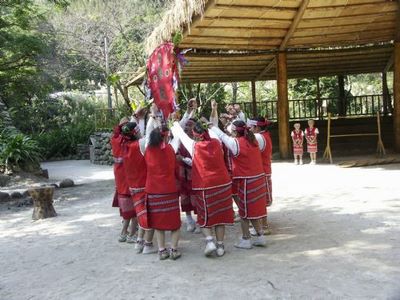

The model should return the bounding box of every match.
[209,126,239,156]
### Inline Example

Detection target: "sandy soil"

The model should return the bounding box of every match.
[0,160,399,300]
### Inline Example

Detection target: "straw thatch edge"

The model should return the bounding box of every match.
[145,0,208,55]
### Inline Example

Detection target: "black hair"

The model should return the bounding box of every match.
[148,125,169,147]
[255,116,268,131]
[193,121,206,135]
[232,120,257,146]
[121,122,139,141]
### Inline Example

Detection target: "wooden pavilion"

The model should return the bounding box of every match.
[126,0,400,159]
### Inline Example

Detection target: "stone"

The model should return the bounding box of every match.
[59,178,74,188]
[0,192,11,202]
[0,174,10,187]
[22,190,30,197]
[10,191,23,199]
[50,183,59,189]
[105,144,111,150]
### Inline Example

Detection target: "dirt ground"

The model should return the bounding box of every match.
[0,159,399,300]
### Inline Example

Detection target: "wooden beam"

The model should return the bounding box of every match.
[255,0,309,80]
[280,0,310,51]
[183,0,217,38]
[394,41,400,152]
[214,4,297,13]
[251,81,257,118]
[276,52,290,159]
[384,53,394,73]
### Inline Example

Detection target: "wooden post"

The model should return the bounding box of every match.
[323,113,333,164]
[276,52,290,159]
[251,81,257,118]
[376,112,386,156]
[394,41,400,152]
[338,75,346,116]
[382,72,389,116]
[316,77,322,120]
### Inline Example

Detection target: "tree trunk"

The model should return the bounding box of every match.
[29,187,57,220]
[232,82,238,103]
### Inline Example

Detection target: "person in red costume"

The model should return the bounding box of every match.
[144,123,182,260]
[248,116,273,236]
[111,118,137,243]
[120,120,158,255]
[209,101,267,250]
[291,123,304,165]
[305,119,319,165]
[171,118,234,257]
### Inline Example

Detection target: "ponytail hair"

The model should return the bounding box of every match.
[148,126,169,147]
[233,120,257,146]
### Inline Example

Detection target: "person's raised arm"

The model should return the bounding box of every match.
[179,98,197,128]
[171,121,195,157]
[209,125,238,156]
[210,99,219,127]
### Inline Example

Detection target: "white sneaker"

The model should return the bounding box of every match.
[299,160,303,165]
[234,238,252,249]
[118,234,127,242]
[216,244,225,257]
[194,225,202,234]
[204,240,217,256]
[252,235,267,247]
[294,159,298,165]
[126,235,137,243]
[142,242,158,254]
[249,227,258,236]
[135,240,144,254]
[186,222,195,232]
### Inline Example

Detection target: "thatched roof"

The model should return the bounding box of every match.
[133,0,399,86]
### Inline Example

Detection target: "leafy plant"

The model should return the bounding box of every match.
[0,129,42,173]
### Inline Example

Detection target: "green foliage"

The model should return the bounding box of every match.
[0,129,42,172]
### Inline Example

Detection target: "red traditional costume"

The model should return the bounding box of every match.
[191,138,234,228]
[122,139,149,229]
[260,131,273,207]
[232,137,267,219]
[305,127,318,153]
[291,129,304,156]
[111,127,136,220]
[177,144,196,213]
[144,144,181,231]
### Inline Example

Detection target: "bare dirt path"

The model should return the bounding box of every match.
[0,160,399,299]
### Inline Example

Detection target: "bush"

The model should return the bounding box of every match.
[0,128,42,173]
[34,122,95,159]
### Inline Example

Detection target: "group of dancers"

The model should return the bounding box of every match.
[111,99,273,260]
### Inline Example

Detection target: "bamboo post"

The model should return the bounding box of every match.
[394,41,400,152]
[251,81,257,118]
[376,112,386,156]
[323,113,333,163]
[276,52,290,159]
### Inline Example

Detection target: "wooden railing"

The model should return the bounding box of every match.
[240,94,392,121]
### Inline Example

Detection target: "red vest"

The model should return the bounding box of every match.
[123,140,146,189]
[260,131,272,175]
[144,144,177,194]
[292,130,303,141]
[192,139,231,190]
[305,127,317,144]
[111,134,129,194]
[232,136,265,178]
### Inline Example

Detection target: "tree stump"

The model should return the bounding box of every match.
[28,187,57,220]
